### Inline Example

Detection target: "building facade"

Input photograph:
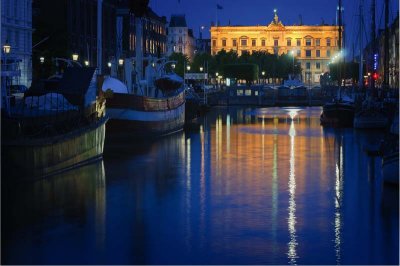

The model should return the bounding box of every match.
[166,15,196,60]
[210,11,341,83]
[32,0,117,77]
[196,38,211,54]
[1,0,32,87]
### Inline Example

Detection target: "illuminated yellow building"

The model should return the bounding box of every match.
[210,10,342,84]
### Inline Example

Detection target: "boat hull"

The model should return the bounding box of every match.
[105,90,185,139]
[2,117,108,179]
[382,151,399,185]
[320,102,355,127]
[354,116,388,129]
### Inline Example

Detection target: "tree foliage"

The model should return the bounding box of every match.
[222,64,259,84]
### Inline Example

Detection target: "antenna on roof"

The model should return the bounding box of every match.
[299,14,303,25]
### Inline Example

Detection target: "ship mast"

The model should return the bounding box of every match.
[358,0,363,88]
[370,0,376,91]
[338,0,342,97]
[383,0,389,89]
[97,0,102,74]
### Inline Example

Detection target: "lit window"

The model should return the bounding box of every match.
[316,50,320,57]
[327,38,331,47]
[306,50,311,57]
[287,39,291,46]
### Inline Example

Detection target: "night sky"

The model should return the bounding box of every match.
[150,0,399,60]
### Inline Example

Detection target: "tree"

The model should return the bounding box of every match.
[168,52,189,77]
[222,64,259,84]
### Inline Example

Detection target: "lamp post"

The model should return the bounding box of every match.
[262,71,265,84]
[3,41,11,114]
[291,50,295,78]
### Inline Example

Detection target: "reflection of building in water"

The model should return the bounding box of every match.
[287,119,298,264]
[334,136,344,264]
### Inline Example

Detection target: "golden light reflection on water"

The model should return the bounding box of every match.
[287,118,298,264]
[208,107,335,260]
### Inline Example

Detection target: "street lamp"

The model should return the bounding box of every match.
[40,57,45,64]
[186,65,191,71]
[200,66,203,72]
[72,53,79,61]
[262,71,265,84]
[118,58,124,65]
[107,62,112,68]
[171,63,176,69]
[84,60,89,66]
[3,41,11,54]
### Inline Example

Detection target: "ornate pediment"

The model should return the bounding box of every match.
[267,10,285,30]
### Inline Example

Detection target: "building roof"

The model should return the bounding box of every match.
[188,29,194,37]
[169,14,187,27]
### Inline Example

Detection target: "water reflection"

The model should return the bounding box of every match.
[2,107,398,265]
[287,115,298,264]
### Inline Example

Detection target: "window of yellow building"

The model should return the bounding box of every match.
[252,39,256,46]
[287,39,291,46]
[274,39,278,47]
[306,38,312,46]
[326,38,331,47]
[233,39,237,47]
[296,39,301,46]
[297,50,301,57]
[306,50,311,57]
[261,39,266,46]
[222,39,226,47]
[316,62,321,69]
[212,39,216,47]
[241,39,247,46]
[316,38,320,46]
[316,50,320,57]
[306,62,310,69]
[327,50,331,57]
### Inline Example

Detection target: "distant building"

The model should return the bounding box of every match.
[32,0,117,77]
[196,38,211,54]
[1,0,32,87]
[116,2,167,59]
[166,14,196,60]
[210,10,341,84]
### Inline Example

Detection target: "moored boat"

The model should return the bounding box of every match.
[1,67,107,179]
[320,99,355,127]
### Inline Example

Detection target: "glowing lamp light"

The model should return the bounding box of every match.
[39,57,45,63]
[216,72,219,77]
[200,66,203,72]
[84,60,89,66]
[107,62,112,68]
[3,41,11,54]
[118,59,124,65]
[262,71,265,76]
[186,65,191,71]
[171,63,176,69]
[152,62,155,67]
[72,53,79,61]
[373,72,379,80]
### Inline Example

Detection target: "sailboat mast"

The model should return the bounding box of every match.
[97,0,103,74]
[358,0,363,88]
[338,0,342,94]
[370,0,376,90]
[383,0,389,89]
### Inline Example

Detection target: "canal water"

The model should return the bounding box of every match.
[2,107,399,264]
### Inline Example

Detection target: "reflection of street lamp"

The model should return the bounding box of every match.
[72,53,79,61]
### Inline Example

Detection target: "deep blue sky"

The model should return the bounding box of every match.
[150,0,399,59]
